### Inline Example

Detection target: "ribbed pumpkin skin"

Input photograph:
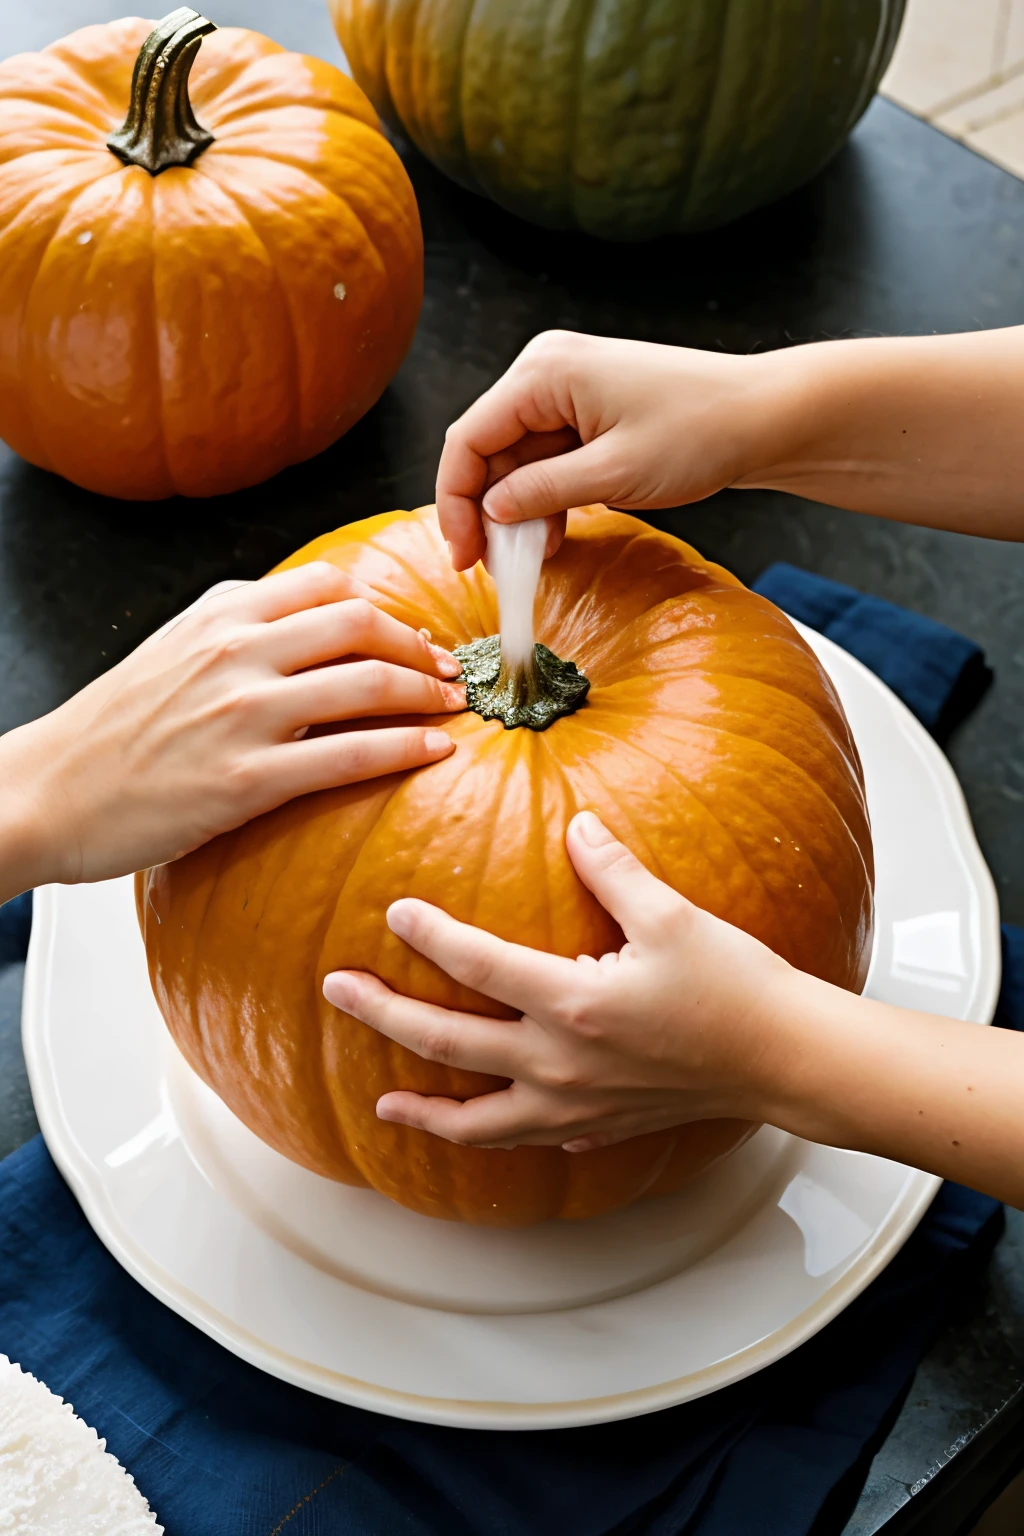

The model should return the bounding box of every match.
[329,0,905,239]
[0,20,422,498]
[137,506,874,1225]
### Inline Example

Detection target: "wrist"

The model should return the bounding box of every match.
[734,962,855,1135]
[727,339,872,494]
[748,963,903,1152]
[729,343,845,494]
[0,721,66,901]
[732,336,936,505]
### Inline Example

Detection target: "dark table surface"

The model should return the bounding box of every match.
[2,4,1024,1533]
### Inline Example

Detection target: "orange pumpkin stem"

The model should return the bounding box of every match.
[107,8,217,175]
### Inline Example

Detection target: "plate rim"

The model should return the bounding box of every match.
[21,622,1001,1429]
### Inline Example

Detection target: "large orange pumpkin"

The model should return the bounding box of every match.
[0,9,422,499]
[137,506,874,1226]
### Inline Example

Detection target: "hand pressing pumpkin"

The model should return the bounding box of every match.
[324,813,1024,1213]
[0,568,463,906]
[324,810,787,1149]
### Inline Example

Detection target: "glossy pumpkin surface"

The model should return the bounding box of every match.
[0,16,422,498]
[137,506,874,1225]
[329,0,905,240]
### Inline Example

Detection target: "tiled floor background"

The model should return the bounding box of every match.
[882,0,1024,178]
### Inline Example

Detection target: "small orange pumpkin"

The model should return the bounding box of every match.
[0,9,422,498]
[137,506,874,1226]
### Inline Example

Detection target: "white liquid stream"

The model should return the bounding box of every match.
[484,515,548,672]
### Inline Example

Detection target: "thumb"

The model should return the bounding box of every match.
[481,438,619,523]
[566,812,684,942]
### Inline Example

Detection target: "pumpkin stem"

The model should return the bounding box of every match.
[107,8,217,175]
[454,635,589,731]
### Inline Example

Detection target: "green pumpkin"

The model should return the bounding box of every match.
[328,0,904,241]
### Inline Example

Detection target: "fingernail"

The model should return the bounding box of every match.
[424,729,455,755]
[430,644,462,678]
[376,1098,405,1125]
[572,810,612,846]
[418,626,433,642]
[562,1138,591,1154]
[445,541,454,565]
[386,899,416,938]
[440,682,466,709]
[323,972,356,1009]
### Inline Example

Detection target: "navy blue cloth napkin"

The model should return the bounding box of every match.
[0,889,30,967]
[752,564,993,742]
[0,570,1013,1536]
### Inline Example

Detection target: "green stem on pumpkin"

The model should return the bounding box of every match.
[107,8,217,175]
[454,635,590,731]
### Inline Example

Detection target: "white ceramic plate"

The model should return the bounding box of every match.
[22,622,1000,1430]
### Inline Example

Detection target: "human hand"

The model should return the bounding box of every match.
[0,564,465,899]
[323,809,1024,1208]
[436,330,780,570]
[323,811,793,1151]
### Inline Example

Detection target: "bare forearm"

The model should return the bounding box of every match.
[762,971,1024,1207]
[0,724,56,906]
[739,329,1024,539]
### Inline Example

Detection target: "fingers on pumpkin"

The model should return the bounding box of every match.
[385,898,574,1016]
[267,598,462,679]
[264,726,455,800]
[562,1129,644,1154]
[566,813,685,942]
[376,1086,607,1149]
[562,1106,708,1153]
[323,971,526,1077]
[245,561,358,622]
[278,659,465,728]
[375,1088,531,1147]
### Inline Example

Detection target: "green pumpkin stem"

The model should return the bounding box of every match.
[454,635,590,731]
[107,8,217,175]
